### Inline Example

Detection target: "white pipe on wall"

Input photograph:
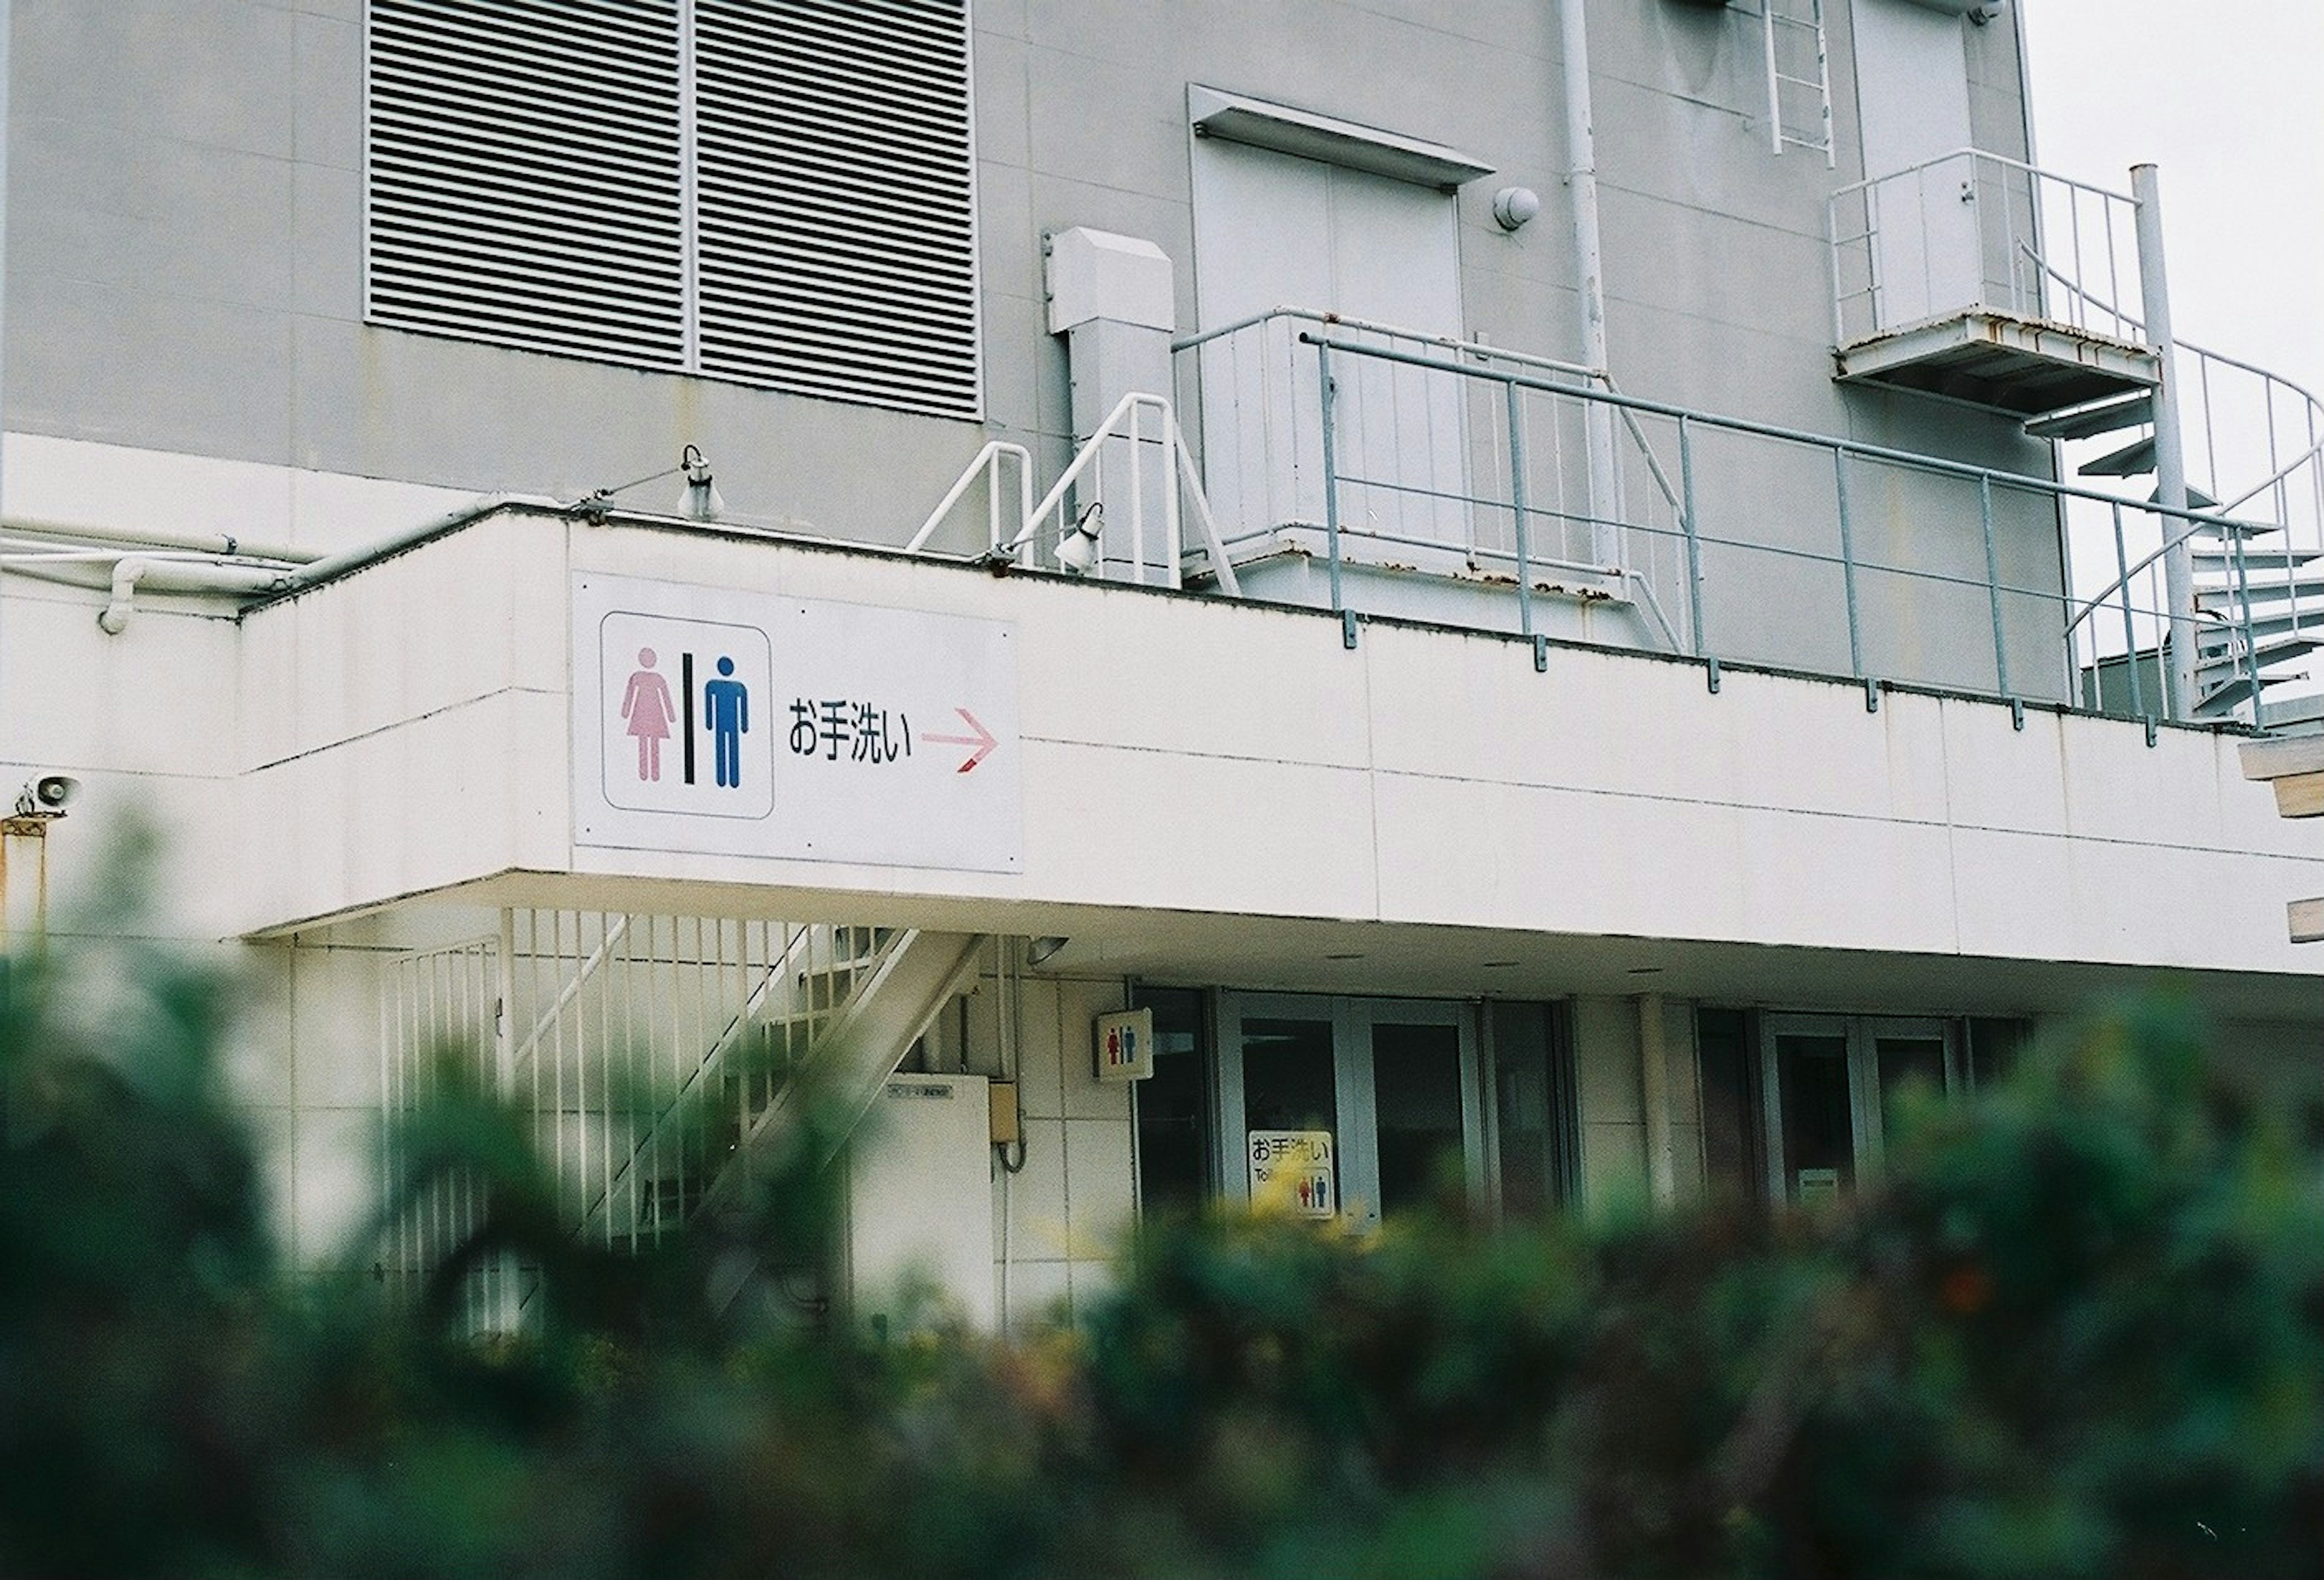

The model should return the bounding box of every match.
[1553,0,1620,565]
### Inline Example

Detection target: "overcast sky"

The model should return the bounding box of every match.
[2018,1,2324,399]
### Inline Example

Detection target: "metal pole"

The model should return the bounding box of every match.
[1505,381,1534,641]
[1316,339,1347,630]
[0,0,13,757]
[2132,163,2198,718]
[1553,0,1620,565]
[1833,448,1863,677]
[2112,502,2147,723]
[1678,416,1707,657]
[1979,476,2011,698]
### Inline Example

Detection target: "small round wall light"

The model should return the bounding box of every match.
[1492,185,1541,232]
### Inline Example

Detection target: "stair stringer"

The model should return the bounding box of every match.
[700,928,988,1217]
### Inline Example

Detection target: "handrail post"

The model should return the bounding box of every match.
[1316,338,1348,634]
[2132,163,2198,718]
[2112,502,2148,723]
[2231,524,2262,721]
[1678,415,1707,657]
[1979,475,2011,699]
[1505,378,1535,642]
[1833,447,1863,678]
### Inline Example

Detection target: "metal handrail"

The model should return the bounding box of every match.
[2015,241,2145,341]
[1829,146,2133,212]
[1297,329,2260,716]
[1173,304,1603,384]
[996,390,1244,598]
[1299,332,2226,526]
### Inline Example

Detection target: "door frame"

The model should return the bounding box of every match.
[1213,991,1483,1223]
[1758,1011,1961,1202]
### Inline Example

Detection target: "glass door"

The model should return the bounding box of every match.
[1217,994,1481,1225]
[1761,1014,1960,1203]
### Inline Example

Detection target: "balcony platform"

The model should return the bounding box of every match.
[1834,310,2159,419]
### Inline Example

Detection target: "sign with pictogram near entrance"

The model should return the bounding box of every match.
[572,572,1020,872]
[1248,1130,1336,1219]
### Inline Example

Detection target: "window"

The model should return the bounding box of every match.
[1759,1014,1961,1203]
[1130,986,1213,1214]
[366,0,979,418]
[1214,993,1486,1225]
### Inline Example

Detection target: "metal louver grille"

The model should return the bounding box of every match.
[367,0,687,370]
[695,0,979,417]
[366,0,979,418]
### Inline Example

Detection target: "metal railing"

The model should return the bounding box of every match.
[1829,150,2146,347]
[382,911,904,1333]
[913,392,1241,595]
[1172,307,1690,644]
[1276,330,2246,723]
[2052,344,2324,719]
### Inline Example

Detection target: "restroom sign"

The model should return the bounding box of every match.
[1249,1130,1336,1218]
[1093,1009,1154,1083]
[572,572,1020,871]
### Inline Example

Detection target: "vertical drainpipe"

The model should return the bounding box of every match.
[0,0,14,746]
[1554,0,1620,569]
[2131,165,2196,721]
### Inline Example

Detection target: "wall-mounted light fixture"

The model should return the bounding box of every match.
[1492,185,1541,232]
[573,446,726,523]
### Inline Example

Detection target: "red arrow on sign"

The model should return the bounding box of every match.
[922,707,997,774]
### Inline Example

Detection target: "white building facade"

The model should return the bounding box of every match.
[1,0,2318,1329]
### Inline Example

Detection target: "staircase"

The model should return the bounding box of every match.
[2033,346,2324,722]
[386,912,987,1328]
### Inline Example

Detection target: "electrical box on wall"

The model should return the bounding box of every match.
[845,1074,996,1334]
[1094,1008,1154,1081]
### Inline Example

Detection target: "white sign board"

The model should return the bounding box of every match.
[1093,1008,1154,1083]
[1248,1129,1336,1218]
[573,573,1020,871]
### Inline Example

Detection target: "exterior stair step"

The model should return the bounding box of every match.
[2196,632,2319,678]
[2198,574,2324,609]
[2194,609,2324,649]
[2201,667,2311,716]
[2081,435,2156,477]
[2193,546,2319,572]
[2027,391,2153,441]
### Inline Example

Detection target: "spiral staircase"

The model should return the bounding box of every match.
[2029,351,2324,723]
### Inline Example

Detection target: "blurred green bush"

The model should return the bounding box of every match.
[2,928,2319,1578]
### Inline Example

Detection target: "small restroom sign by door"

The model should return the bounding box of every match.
[573,572,1021,871]
[1249,1130,1336,1219]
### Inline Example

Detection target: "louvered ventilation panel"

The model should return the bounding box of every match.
[367,0,687,370]
[368,0,979,419]
[695,0,980,418]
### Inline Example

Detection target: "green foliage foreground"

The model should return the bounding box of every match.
[2,939,2320,1578]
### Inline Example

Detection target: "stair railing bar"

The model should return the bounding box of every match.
[1506,381,1535,642]
[2231,528,2263,721]
[1678,415,1707,658]
[571,923,903,1246]
[506,912,631,1092]
[2014,242,2142,340]
[1833,448,1864,678]
[2111,502,2149,723]
[1980,476,2011,700]
[1318,339,1347,632]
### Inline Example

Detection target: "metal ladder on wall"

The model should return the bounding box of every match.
[1751,0,1834,167]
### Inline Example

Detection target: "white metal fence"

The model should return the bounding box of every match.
[1829,150,2145,346]
[381,911,900,1333]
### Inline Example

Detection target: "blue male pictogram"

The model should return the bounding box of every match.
[704,655,749,788]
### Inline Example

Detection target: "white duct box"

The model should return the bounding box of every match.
[845,1073,996,1334]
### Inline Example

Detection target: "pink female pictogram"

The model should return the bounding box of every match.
[620,647,678,781]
